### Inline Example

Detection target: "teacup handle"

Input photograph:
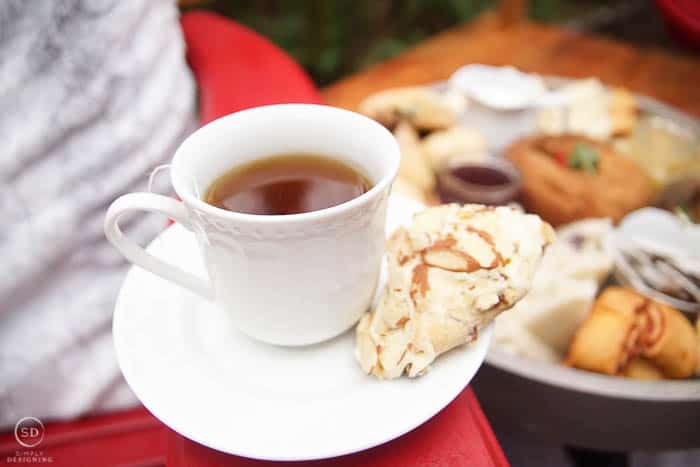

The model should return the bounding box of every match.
[104,193,214,300]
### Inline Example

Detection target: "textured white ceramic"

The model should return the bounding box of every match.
[105,104,400,345]
[112,193,493,461]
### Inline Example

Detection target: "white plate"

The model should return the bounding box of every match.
[113,193,493,461]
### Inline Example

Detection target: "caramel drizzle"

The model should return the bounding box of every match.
[422,236,484,273]
[459,206,495,218]
[465,226,505,268]
[401,221,508,308]
[398,254,411,266]
[395,316,410,328]
[397,219,507,273]
[410,263,430,304]
[432,236,457,249]
[422,228,505,272]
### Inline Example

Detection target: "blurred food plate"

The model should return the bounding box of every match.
[428,71,700,450]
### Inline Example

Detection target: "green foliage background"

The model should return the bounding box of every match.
[188,0,580,85]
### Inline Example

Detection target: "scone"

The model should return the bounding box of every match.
[358,86,463,131]
[536,78,611,139]
[535,79,638,139]
[506,135,654,226]
[391,177,429,204]
[355,204,554,379]
[421,126,487,170]
[609,88,639,137]
[393,121,435,195]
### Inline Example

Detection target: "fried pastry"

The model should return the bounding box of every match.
[621,358,664,380]
[642,299,697,378]
[506,135,654,226]
[696,319,700,376]
[355,204,554,379]
[565,290,642,375]
[566,287,698,379]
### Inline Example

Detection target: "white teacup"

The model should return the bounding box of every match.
[105,104,400,346]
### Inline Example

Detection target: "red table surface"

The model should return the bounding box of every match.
[168,388,508,467]
[0,407,166,467]
[0,388,508,467]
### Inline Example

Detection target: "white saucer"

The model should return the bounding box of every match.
[113,194,493,461]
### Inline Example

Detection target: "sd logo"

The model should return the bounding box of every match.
[14,417,45,448]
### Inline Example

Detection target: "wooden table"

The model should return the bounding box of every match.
[323,12,700,118]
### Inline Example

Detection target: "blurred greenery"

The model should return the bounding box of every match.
[186,0,593,85]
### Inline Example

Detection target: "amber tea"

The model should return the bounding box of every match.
[204,153,372,215]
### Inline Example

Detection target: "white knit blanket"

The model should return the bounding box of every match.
[0,0,196,428]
